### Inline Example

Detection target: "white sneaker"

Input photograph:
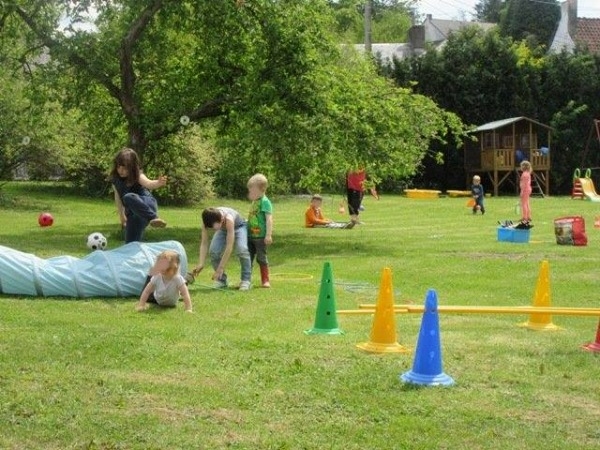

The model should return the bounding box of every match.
[213,280,228,289]
[239,281,251,291]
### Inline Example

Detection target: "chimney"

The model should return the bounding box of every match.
[409,25,425,50]
[568,0,577,36]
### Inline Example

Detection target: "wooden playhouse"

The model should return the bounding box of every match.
[464,116,552,196]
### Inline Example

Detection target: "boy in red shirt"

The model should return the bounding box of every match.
[346,169,366,226]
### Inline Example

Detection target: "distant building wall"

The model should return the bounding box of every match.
[550,0,576,53]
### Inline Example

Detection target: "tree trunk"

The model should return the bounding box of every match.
[364,0,372,53]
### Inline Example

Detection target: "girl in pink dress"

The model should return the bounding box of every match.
[519,160,532,223]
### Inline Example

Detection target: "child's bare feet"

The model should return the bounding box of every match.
[150,218,167,228]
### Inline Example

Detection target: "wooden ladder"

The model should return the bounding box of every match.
[532,172,545,198]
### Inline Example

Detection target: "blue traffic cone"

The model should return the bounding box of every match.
[304,262,344,335]
[400,289,454,386]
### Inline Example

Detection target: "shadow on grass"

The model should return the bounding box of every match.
[0,222,391,271]
[0,181,105,210]
[270,230,390,262]
[2,222,200,256]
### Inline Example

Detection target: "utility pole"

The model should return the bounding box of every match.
[364,0,372,53]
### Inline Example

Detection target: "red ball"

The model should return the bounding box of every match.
[38,212,54,227]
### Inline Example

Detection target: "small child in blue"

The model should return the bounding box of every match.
[471,175,485,215]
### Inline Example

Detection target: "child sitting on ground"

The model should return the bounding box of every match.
[305,194,333,227]
[136,250,193,312]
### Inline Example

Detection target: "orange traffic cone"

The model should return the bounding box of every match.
[356,268,410,353]
[581,319,600,352]
[519,260,561,331]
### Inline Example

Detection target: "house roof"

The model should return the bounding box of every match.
[474,117,552,132]
[575,18,600,54]
[353,16,496,63]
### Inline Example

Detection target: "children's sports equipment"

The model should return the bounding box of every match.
[400,289,454,386]
[572,168,600,201]
[305,262,344,335]
[87,232,107,250]
[0,240,187,298]
[356,267,410,354]
[38,212,54,227]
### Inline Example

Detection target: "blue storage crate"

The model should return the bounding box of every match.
[497,227,530,243]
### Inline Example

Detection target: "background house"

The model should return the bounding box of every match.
[355,14,495,63]
[550,0,600,54]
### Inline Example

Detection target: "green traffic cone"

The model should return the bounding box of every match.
[304,262,344,335]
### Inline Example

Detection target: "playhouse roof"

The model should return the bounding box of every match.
[474,116,552,132]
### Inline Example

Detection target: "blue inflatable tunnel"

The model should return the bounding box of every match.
[0,241,188,298]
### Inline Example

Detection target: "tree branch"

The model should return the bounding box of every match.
[148,97,228,143]
[0,12,9,32]
[119,0,167,149]
[119,0,165,118]
[13,6,122,99]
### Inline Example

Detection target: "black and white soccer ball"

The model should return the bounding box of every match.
[87,232,107,251]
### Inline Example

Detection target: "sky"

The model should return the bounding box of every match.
[416,0,600,21]
[63,1,600,34]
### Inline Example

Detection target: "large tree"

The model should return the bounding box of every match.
[387,22,600,195]
[1,0,466,195]
[322,1,416,44]
[475,0,505,23]
[0,7,82,185]
[392,27,533,126]
[499,0,560,48]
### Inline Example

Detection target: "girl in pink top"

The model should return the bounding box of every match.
[519,160,532,223]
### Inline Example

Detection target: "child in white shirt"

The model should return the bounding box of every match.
[136,250,193,312]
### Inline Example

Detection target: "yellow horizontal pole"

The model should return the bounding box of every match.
[359,303,600,312]
[338,308,409,315]
[340,306,600,317]
[359,303,414,309]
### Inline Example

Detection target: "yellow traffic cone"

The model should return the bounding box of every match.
[356,268,410,353]
[519,260,561,331]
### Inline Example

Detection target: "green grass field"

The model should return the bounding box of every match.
[1,182,600,449]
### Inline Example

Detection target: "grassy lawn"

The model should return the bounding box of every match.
[1,182,600,449]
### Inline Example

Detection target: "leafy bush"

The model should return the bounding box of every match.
[145,126,219,206]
